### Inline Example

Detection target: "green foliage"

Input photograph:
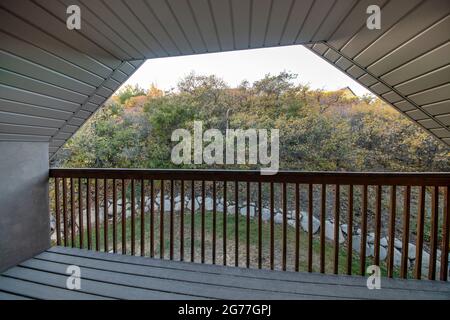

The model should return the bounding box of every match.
[53,72,449,172]
[117,84,147,104]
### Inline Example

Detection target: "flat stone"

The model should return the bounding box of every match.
[287,219,296,228]
[324,220,345,244]
[367,244,374,257]
[393,248,402,267]
[239,206,256,217]
[352,234,361,253]
[340,224,348,235]
[163,199,171,212]
[379,246,388,261]
[393,237,403,249]
[372,245,388,261]
[227,205,236,215]
[204,197,214,211]
[300,215,320,234]
[380,237,388,247]
[408,243,416,259]
[50,215,56,231]
[352,235,371,257]
[274,213,283,224]
[186,199,200,211]
[421,250,430,268]
[261,208,271,221]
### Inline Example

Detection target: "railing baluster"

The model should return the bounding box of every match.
[78,178,83,248]
[258,182,262,269]
[295,183,300,272]
[131,179,136,255]
[141,179,145,257]
[374,185,382,266]
[400,185,411,279]
[95,179,99,251]
[212,181,216,264]
[150,179,155,258]
[282,182,287,271]
[360,185,368,276]
[414,186,425,279]
[86,178,92,250]
[333,184,340,274]
[159,179,164,259]
[112,179,117,253]
[223,181,227,266]
[246,181,250,268]
[428,186,438,280]
[441,186,449,281]
[54,178,61,246]
[121,179,126,254]
[347,185,353,275]
[388,185,397,278]
[70,178,75,248]
[180,180,185,261]
[191,180,195,262]
[170,180,174,260]
[270,182,274,270]
[62,178,68,246]
[308,183,313,273]
[320,184,326,273]
[201,180,205,263]
[235,180,239,267]
[104,178,108,252]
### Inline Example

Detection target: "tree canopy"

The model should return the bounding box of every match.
[52,72,449,172]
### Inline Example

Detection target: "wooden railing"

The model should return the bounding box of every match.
[49,169,450,281]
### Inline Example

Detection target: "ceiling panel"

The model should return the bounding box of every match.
[0,0,448,159]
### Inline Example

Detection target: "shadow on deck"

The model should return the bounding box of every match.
[0,246,449,300]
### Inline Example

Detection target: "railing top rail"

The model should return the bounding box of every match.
[49,168,450,185]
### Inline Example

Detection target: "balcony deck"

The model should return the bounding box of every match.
[0,246,449,300]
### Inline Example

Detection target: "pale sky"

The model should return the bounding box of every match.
[122,45,372,96]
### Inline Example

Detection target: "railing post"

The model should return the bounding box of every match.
[414,186,425,279]
[429,186,439,280]
[346,185,353,275]
[308,183,313,273]
[400,186,411,279]
[441,186,449,281]
[333,184,340,274]
[78,178,83,249]
[54,177,61,246]
[360,185,368,276]
[387,185,397,278]
[141,179,145,257]
[131,179,135,255]
[320,184,326,273]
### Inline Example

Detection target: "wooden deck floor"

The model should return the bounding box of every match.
[0,246,449,300]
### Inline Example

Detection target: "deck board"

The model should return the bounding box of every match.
[47,246,449,292]
[0,246,449,300]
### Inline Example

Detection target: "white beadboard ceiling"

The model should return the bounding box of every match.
[0,0,449,158]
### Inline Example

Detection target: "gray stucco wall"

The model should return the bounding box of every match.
[0,142,50,272]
